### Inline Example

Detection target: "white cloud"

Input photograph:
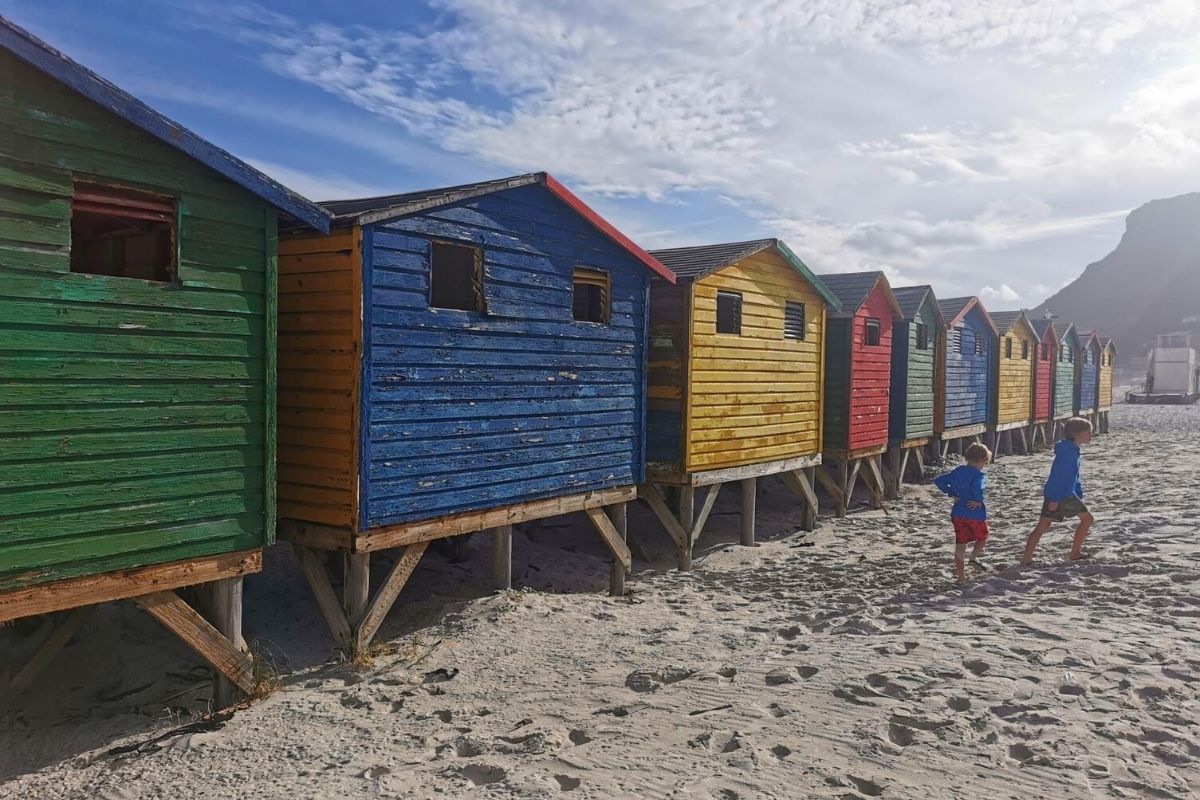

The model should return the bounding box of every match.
[980,283,1021,304]
[244,160,393,202]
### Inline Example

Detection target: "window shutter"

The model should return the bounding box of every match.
[783,301,806,340]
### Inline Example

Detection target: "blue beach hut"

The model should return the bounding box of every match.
[933,296,998,459]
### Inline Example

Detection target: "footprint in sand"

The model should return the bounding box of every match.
[963,659,991,676]
[625,666,695,693]
[848,776,885,796]
[771,744,792,759]
[461,764,506,786]
[554,775,581,791]
[568,729,592,746]
[945,696,971,712]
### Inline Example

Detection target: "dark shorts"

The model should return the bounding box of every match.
[952,518,990,544]
[1040,495,1089,522]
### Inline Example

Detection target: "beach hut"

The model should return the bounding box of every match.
[1029,317,1058,448]
[275,173,673,650]
[932,297,997,460]
[814,272,903,515]
[1052,324,1082,435]
[0,18,330,702]
[1075,330,1101,422]
[640,239,841,567]
[885,286,944,498]
[987,310,1039,455]
[1097,337,1117,433]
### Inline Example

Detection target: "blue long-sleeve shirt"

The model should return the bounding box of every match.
[1044,439,1084,501]
[934,465,987,520]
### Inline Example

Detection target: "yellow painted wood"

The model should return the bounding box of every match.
[996,316,1038,425]
[1098,341,1115,410]
[686,250,825,472]
[276,226,360,530]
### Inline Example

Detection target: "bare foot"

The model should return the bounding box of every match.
[1019,558,1034,566]
[1067,551,1091,562]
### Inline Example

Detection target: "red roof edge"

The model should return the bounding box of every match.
[953,296,999,337]
[542,174,676,284]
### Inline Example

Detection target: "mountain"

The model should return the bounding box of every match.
[1030,193,1200,362]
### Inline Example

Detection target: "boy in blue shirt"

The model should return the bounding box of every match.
[934,442,992,583]
[1021,417,1095,565]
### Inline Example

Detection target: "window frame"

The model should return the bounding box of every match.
[1021,340,1029,360]
[783,300,806,341]
[428,239,485,313]
[1004,337,1013,359]
[571,266,611,324]
[716,290,743,335]
[974,334,984,357]
[70,181,178,283]
[864,317,882,347]
[915,321,929,351]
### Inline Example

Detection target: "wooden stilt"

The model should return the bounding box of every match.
[493,525,513,590]
[678,485,695,571]
[1016,426,1029,454]
[135,591,254,695]
[885,447,902,500]
[606,504,628,596]
[1,607,91,697]
[583,506,632,571]
[293,543,353,650]
[355,541,428,652]
[639,484,689,554]
[782,468,819,532]
[210,577,246,708]
[740,477,757,547]
[815,464,847,518]
[864,456,887,510]
[344,553,370,628]
[940,440,950,461]
[912,445,924,478]
[844,459,862,508]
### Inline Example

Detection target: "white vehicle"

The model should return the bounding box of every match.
[1127,332,1200,404]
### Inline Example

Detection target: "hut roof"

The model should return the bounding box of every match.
[648,239,841,310]
[0,17,330,232]
[891,285,945,325]
[936,296,999,336]
[1030,317,1057,341]
[314,172,675,283]
[816,271,902,319]
[1100,336,1116,352]
[988,310,1039,342]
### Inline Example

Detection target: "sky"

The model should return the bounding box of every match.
[8,0,1200,307]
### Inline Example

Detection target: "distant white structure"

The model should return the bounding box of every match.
[1128,332,1200,404]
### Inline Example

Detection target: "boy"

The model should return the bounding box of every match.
[934,442,992,584]
[1021,417,1094,565]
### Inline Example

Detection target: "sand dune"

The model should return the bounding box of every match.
[2,402,1198,798]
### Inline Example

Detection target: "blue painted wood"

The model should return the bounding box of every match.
[357,225,374,532]
[358,183,650,527]
[0,18,331,232]
[1077,346,1099,412]
[944,305,994,430]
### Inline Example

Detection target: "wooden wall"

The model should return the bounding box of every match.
[1076,340,1099,413]
[1053,337,1076,418]
[685,249,825,471]
[942,307,992,431]
[994,320,1037,425]
[1098,343,1115,410]
[824,286,893,452]
[0,52,272,590]
[889,300,937,442]
[276,227,360,528]
[358,184,650,528]
[1033,335,1055,422]
[645,281,688,476]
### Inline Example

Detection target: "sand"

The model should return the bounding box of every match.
[2,402,1198,799]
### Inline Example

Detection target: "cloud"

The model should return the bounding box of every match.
[244,160,393,201]
[980,283,1021,304]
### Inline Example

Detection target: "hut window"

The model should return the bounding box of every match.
[70,183,176,281]
[572,267,610,323]
[430,241,484,312]
[1041,343,1050,360]
[865,317,881,346]
[1021,340,1029,360]
[1004,337,1013,359]
[716,291,742,335]
[974,334,984,356]
[1068,348,1075,363]
[915,322,930,351]
[954,329,964,354]
[783,301,806,340]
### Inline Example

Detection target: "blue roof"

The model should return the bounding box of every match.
[0,17,330,232]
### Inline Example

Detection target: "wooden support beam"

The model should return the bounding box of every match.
[344,553,370,628]
[492,525,513,591]
[689,453,822,487]
[691,484,722,546]
[1016,426,1029,454]
[583,507,632,572]
[844,460,862,508]
[678,485,695,571]
[898,449,912,488]
[638,484,689,553]
[883,448,901,500]
[292,543,352,650]
[135,591,254,695]
[911,445,925,478]
[740,478,757,547]
[864,456,888,511]
[1,607,91,697]
[210,577,246,708]
[814,464,847,518]
[606,504,628,596]
[0,550,262,624]
[781,468,819,532]
[276,519,353,551]
[355,542,428,652]
[940,440,950,461]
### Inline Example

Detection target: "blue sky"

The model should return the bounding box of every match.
[8,0,1200,306]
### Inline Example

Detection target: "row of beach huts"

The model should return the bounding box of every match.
[0,20,1117,703]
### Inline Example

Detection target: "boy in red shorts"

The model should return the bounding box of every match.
[934,442,992,583]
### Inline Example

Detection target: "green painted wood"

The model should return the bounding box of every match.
[264,205,278,546]
[0,50,275,589]
[904,302,937,439]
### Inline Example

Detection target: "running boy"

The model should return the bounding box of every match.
[934,442,992,583]
[1021,417,1094,564]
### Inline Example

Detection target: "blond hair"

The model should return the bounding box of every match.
[1062,417,1093,440]
[964,442,992,464]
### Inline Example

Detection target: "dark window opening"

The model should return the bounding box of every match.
[955,328,964,354]
[716,291,742,335]
[430,240,484,311]
[1004,337,1013,359]
[572,267,610,323]
[1068,348,1074,363]
[70,182,176,281]
[865,317,881,346]
[974,334,984,356]
[915,322,929,351]
[1021,340,1029,360]
[783,301,806,340]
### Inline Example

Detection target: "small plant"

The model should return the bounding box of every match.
[249,640,281,699]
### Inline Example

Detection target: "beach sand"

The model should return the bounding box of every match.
[2,402,1198,799]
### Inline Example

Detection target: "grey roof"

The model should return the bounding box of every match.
[1030,317,1056,340]
[649,239,776,279]
[1100,336,1116,351]
[938,296,972,321]
[892,285,943,324]
[815,271,896,317]
[317,173,545,224]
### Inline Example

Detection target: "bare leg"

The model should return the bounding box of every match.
[1021,518,1053,565]
[1067,512,1095,560]
[954,542,968,583]
[969,539,987,568]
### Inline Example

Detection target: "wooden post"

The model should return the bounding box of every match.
[344,553,370,628]
[493,525,513,590]
[136,591,255,695]
[1,607,91,697]
[885,447,901,500]
[678,485,695,571]
[740,477,757,547]
[606,504,628,596]
[211,577,246,708]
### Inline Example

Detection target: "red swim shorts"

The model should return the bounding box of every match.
[952,518,990,544]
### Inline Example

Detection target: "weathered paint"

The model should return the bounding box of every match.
[937,298,996,433]
[992,313,1038,426]
[1076,332,1100,413]
[1032,321,1057,423]
[1098,338,1116,410]
[684,247,828,471]
[889,289,939,441]
[1054,326,1080,418]
[645,280,687,474]
[0,50,281,590]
